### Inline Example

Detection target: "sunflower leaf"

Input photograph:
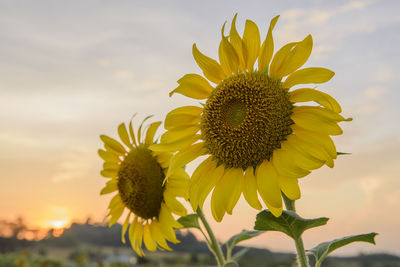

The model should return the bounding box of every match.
[254,210,328,240]
[307,232,377,266]
[177,214,201,230]
[225,230,263,250]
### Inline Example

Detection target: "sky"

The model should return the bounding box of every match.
[1,0,399,257]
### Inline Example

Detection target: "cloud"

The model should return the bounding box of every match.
[113,70,135,81]
[278,0,377,59]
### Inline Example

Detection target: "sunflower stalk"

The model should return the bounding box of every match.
[283,194,310,267]
[196,207,226,266]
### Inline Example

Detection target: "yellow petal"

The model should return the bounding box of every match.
[100,135,126,155]
[266,203,283,217]
[283,67,335,88]
[255,161,282,208]
[108,194,122,210]
[291,124,337,159]
[166,171,189,198]
[269,42,297,78]
[103,162,119,171]
[98,149,120,163]
[143,224,157,252]
[225,168,244,214]
[160,125,199,144]
[149,134,200,152]
[121,212,131,244]
[158,217,179,243]
[219,22,240,75]
[104,144,121,156]
[210,179,227,222]
[189,157,215,210]
[294,106,351,122]
[145,121,162,146]
[150,222,172,251]
[242,167,262,210]
[290,88,342,113]
[258,15,279,73]
[211,168,243,221]
[100,170,117,179]
[128,120,138,147]
[229,13,247,71]
[164,106,203,130]
[159,203,182,229]
[291,109,343,135]
[278,176,301,200]
[276,35,313,78]
[118,123,133,149]
[272,149,311,178]
[170,74,214,99]
[192,43,225,84]
[108,202,124,227]
[137,115,153,144]
[243,19,260,70]
[196,165,225,210]
[281,138,326,170]
[164,189,187,216]
[129,217,144,256]
[100,179,118,195]
[166,142,207,178]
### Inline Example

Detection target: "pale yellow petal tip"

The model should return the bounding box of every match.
[192,43,198,53]
[270,206,283,217]
[175,221,184,229]
[221,21,227,37]
[214,214,224,222]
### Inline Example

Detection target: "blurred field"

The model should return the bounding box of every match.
[1,218,399,267]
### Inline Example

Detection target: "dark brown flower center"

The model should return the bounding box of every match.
[117,146,165,219]
[201,72,293,169]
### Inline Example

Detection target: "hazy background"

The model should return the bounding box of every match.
[0,0,399,256]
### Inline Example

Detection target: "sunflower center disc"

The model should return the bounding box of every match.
[117,146,165,219]
[201,72,293,169]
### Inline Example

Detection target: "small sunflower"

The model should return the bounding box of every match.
[99,116,189,255]
[150,14,351,221]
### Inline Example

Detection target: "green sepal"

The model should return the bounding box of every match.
[307,232,378,266]
[224,261,239,267]
[337,152,351,155]
[254,210,328,240]
[225,230,263,250]
[177,214,201,230]
[231,247,250,262]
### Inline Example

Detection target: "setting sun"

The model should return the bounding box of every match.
[46,219,69,229]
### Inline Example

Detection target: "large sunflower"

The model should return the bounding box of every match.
[150,15,351,221]
[99,117,189,255]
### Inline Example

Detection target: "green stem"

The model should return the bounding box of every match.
[283,194,310,267]
[196,207,225,267]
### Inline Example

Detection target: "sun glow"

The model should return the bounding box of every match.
[44,219,70,237]
[46,219,69,229]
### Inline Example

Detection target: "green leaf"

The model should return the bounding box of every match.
[225,230,263,250]
[224,261,239,267]
[177,214,201,230]
[254,210,328,240]
[307,232,378,266]
[337,152,351,155]
[231,247,250,262]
